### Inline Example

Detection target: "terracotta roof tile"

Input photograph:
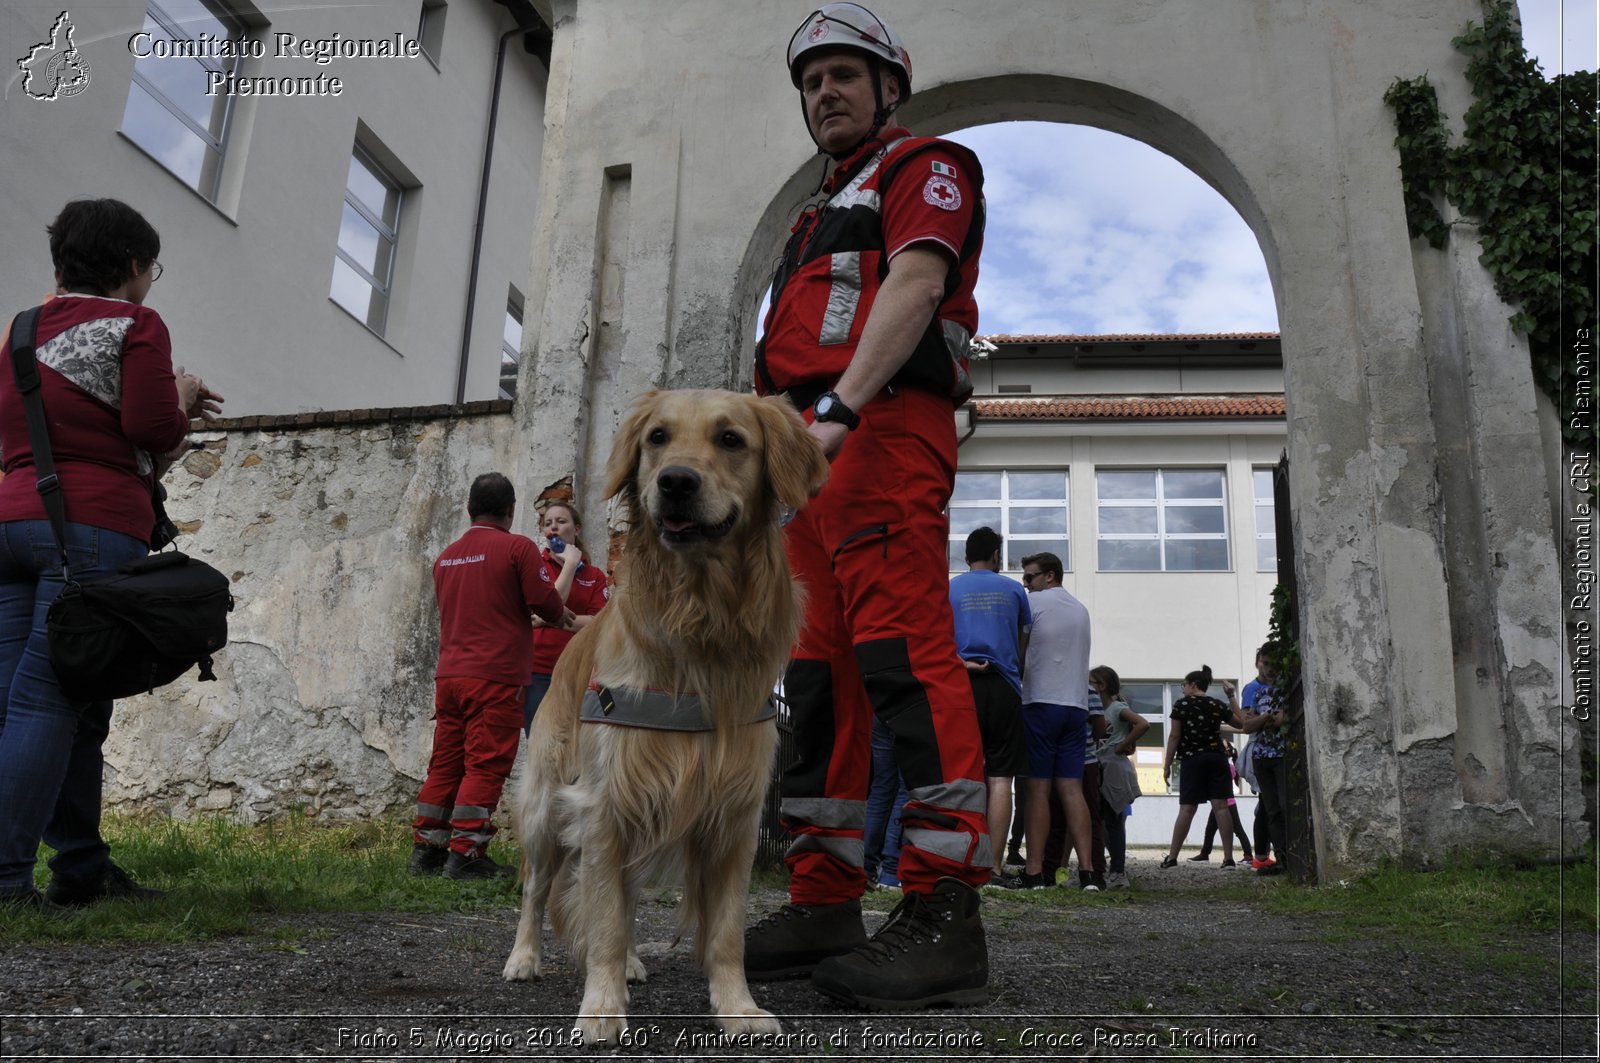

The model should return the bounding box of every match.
[978,332,1279,344]
[971,395,1286,420]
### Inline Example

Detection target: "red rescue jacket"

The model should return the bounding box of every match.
[756,129,984,408]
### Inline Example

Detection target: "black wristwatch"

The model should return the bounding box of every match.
[812,391,860,431]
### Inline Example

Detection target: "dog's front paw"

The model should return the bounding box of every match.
[502,947,542,982]
[575,1012,628,1045]
[625,951,648,984]
[717,1008,781,1038]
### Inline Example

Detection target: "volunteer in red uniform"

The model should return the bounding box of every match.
[743,3,991,1010]
[409,473,571,880]
[523,500,609,733]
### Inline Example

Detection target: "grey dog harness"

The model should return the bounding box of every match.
[579,683,778,732]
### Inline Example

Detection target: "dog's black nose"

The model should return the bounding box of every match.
[657,466,701,498]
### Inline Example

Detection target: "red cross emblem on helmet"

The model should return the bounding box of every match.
[807,18,830,43]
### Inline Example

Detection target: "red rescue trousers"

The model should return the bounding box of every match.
[413,676,524,856]
[780,386,991,903]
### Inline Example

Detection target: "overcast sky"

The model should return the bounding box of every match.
[946,0,1596,338]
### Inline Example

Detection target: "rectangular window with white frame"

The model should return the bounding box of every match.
[120,0,250,202]
[330,143,404,335]
[947,469,1069,573]
[1096,467,1230,571]
[499,289,523,401]
[1253,467,1278,572]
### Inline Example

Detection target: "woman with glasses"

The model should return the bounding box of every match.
[0,199,221,913]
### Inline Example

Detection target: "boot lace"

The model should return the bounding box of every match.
[855,891,947,966]
[751,904,811,931]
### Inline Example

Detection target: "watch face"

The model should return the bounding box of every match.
[816,395,836,419]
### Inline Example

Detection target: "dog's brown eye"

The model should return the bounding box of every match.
[719,431,745,450]
[648,427,668,445]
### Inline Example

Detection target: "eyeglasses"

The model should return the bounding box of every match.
[148,260,164,282]
[1021,571,1041,584]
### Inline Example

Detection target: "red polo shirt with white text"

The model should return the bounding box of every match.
[433,523,564,687]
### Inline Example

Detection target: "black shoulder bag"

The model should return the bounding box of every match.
[8,306,233,701]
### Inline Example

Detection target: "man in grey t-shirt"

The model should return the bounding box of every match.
[1003,552,1098,890]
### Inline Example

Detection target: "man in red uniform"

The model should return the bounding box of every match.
[744,3,991,1009]
[409,473,571,880]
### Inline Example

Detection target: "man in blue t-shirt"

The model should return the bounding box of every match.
[948,527,1032,878]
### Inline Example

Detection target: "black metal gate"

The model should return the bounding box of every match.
[1273,452,1317,882]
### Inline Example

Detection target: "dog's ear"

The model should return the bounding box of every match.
[754,395,830,512]
[602,390,662,501]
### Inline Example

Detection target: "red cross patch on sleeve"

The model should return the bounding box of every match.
[923,174,962,211]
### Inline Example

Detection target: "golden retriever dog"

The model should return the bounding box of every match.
[502,389,829,1044]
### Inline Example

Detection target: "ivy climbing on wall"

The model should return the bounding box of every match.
[1384,0,1596,450]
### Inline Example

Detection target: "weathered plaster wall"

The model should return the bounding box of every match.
[102,406,518,821]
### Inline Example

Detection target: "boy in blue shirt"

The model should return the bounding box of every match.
[947,527,1032,878]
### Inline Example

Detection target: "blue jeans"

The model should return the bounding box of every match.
[0,520,148,890]
[862,716,907,884]
[522,672,552,735]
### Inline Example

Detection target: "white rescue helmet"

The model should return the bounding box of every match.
[786,3,913,102]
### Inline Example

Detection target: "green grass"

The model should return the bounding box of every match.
[1258,850,1597,947]
[0,813,518,945]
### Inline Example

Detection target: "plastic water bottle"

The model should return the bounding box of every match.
[548,535,566,554]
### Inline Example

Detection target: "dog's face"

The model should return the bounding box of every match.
[604,390,828,550]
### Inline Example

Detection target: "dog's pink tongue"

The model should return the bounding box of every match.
[662,518,695,533]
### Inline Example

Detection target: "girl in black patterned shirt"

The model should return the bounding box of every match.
[1159,665,1276,868]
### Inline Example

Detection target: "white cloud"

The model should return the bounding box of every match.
[948,123,1277,337]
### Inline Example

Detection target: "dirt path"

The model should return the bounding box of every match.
[1,852,1591,1061]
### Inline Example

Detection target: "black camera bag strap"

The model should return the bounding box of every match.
[8,306,180,574]
[7,306,76,576]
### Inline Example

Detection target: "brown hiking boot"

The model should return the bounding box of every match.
[743,898,867,980]
[810,877,988,1009]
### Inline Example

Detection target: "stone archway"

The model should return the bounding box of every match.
[515,0,1577,877]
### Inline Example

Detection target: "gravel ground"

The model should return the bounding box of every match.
[0,850,1592,1062]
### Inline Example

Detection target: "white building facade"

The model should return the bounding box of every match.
[957,333,1286,838]
[1,0,549,415]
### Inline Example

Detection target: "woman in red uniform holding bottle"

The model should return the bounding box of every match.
[523,501,609,733]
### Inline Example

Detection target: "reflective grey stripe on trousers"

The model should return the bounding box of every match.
[904,827,993,871]
[907,778,987,814]
[780,796,867,830]
[784,833,866,868]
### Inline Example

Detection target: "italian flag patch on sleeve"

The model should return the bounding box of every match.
[931,160,958,178]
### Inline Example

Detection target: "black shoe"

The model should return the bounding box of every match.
[810,877,988,1010]
[1079,871,1106,891]
[1159,855,1179,869]
[744,898,866,980]
[44,864,164,907]
[443,851,514,880]
[984,871,1047,891]
[408,843,448,876]
[1186,853,1211,862]
[0,886,75,919]
[1004,848,1025,867]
